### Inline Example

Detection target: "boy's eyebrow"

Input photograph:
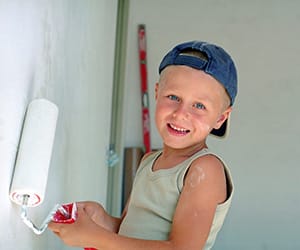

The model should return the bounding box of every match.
[195,95,214,104]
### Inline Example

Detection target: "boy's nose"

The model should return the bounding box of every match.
[172,104,190,120]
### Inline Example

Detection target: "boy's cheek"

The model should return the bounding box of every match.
[195,120,212,135]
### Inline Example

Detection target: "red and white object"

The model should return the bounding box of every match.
[138,24,151,153]
[53,203,96,250]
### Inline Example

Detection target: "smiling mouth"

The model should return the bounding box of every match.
[168,123,190,134]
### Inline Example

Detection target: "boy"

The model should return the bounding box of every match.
[49,40,237,250]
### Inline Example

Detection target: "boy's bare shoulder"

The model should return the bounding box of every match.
[183,153,227,203]
[189,153,225,176]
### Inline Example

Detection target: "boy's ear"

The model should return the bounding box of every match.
[214,107,232,130]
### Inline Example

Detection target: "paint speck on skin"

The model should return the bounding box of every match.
[188,165,205,188]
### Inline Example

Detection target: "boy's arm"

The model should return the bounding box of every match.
[50,154,227,250]
[168,154,227,248]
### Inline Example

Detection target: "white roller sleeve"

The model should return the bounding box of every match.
[10,99,58,207]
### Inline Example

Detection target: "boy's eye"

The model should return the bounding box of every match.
[194,103,205,110]
[168,95,180,102]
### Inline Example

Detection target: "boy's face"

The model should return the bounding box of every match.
[155,65,231,149]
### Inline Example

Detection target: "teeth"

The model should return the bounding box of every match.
[170,123,188,132]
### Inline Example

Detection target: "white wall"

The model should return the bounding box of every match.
[0,1,117,249]
[123,0,300,249]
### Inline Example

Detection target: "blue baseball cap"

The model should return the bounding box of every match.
[158,41,238,137]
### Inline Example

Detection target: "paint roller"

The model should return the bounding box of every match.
[9,99,96,250]
[10,98,58,207]
[9,98,69,234]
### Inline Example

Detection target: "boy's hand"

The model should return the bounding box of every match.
[77,201,107,227]
[49,205,99,247]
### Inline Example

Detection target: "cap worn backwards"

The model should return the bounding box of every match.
[158,41,238,138]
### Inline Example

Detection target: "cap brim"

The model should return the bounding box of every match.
[210,116,230,138]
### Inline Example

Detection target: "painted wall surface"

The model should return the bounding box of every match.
[123,0,300,249]
[0,1,117,249]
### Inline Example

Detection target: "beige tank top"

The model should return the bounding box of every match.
[118,148,234,249]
